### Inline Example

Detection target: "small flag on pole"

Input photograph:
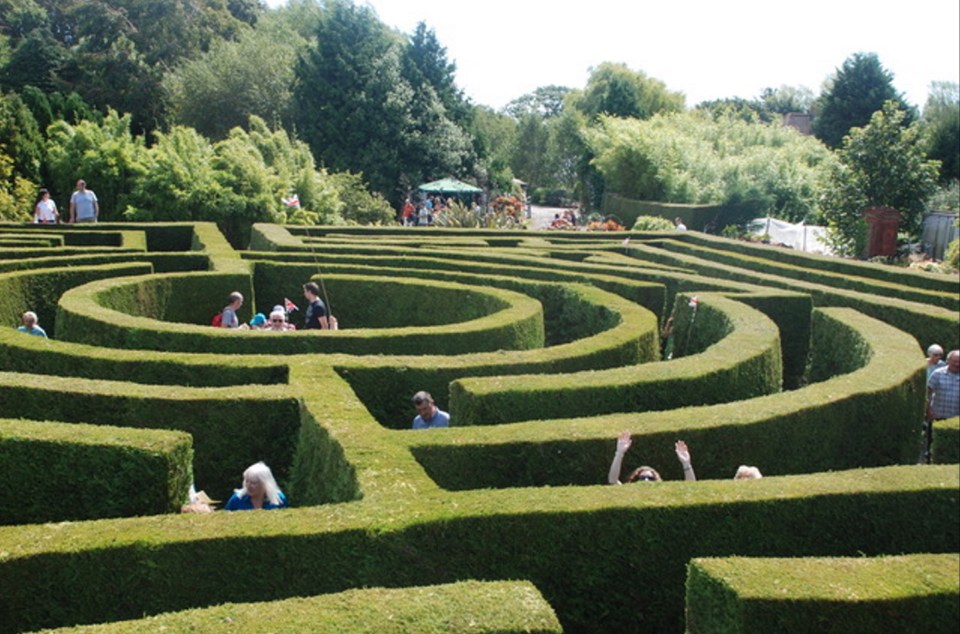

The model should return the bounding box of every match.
[688,295,699,308]
[622,237,631,247]
[283,194,300,208]
[284,297,299,312]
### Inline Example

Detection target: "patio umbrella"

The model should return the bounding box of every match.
[418,178,483,194]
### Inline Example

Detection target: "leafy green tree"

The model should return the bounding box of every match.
[466,105,516,191]
[572,62,685,121]
[45,109,149,218]
[18,85,99,133]
[0,90,43,182]
[1,0,256,134]
[760,84,814,114]
[163,26,298,139]
[813,52,913,148]
[821,101,940,256]
[586,110,836,222]
[504,85,571,119]
[294,0,472,205]
[922,81,959,183]
[695,97,773,123]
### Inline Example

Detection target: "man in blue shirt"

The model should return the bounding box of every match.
[17,311,47,338]
[69,179,99,224]
[411,391,450,429]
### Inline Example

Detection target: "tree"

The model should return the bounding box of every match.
[821,101,940,256]
[813,52,913,148]
[163,26,298,139]
[922,81,959,183]
[760,84,814,114]
[504,85,571,119]
[571,62,684,121]
[294,0,472,205]
[403,21,469,126]
[585,110,836,222]
[45,109,149,218]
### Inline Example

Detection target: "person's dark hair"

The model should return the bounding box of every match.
[412,390,433,406]
[36,188,49,204]
[626,466,662,483]
[303,282,320,296]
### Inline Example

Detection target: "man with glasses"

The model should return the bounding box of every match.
[411,391,450,429]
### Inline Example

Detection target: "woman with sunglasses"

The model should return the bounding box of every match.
[608,430,695,484]
[266,310,295,331]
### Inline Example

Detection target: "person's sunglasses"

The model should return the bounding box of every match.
[270,319,284,323]
[635,474,656,482]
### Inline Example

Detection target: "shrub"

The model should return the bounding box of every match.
[631,215,674,231]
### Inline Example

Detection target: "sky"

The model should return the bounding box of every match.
[265,0,960,111]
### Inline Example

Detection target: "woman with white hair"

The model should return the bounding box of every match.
[926,344,946,380]
[224,462,287,511]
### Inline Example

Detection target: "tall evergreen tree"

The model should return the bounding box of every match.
[294,0,471,205]
[813,52,913,148]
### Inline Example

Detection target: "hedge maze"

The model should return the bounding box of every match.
[0,221,957,633]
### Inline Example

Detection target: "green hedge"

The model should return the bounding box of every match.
[331,283,656,429]
[933,416,960,465]
[57,273,546,356]
[35,581,562,634]
[631,241,960,350]
[450,294,782,426]
[407,307,922,490]
[0,418,192,524]
[0,252,210,274]
[0,465,954,634]
[0,329,289,387]
[680,228,960,294]
[655,237,958,311]
[602,193,757,231]
[0,373,302,501]
[685,554,960,634]
[0,262,154,336]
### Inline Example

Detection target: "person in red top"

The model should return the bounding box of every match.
[402,198,415,226]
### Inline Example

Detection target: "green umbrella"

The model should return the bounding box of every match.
[418,178,483,194]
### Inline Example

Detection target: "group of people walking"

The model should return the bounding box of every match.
[32,180,99,224]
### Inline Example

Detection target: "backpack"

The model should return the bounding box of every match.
[211,312,223,327]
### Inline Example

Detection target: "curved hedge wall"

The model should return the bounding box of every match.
[0,221,955,634]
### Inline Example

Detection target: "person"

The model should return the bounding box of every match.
[220,292,243,328]
[608,431,696,484]
[926,344,946,380]
[411,391,450,429]
[302,282,330,330]
[68,179,99,224]
[674,217,687,231]
[224,462,287,511]
[402,198,415,226]
[34,189,59,224]
[660,315,675,360]
[266,309,295,331]
[924,350,960,463]
[248,313,267,329]
[733,465,763,480]
[17,311,47,338]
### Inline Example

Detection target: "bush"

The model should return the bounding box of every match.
[631,215,674,231]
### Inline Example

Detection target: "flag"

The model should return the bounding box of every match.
[284,297,299,312]
[688,295,699,308]
[283,194,300,208]
[622,237,631,247]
